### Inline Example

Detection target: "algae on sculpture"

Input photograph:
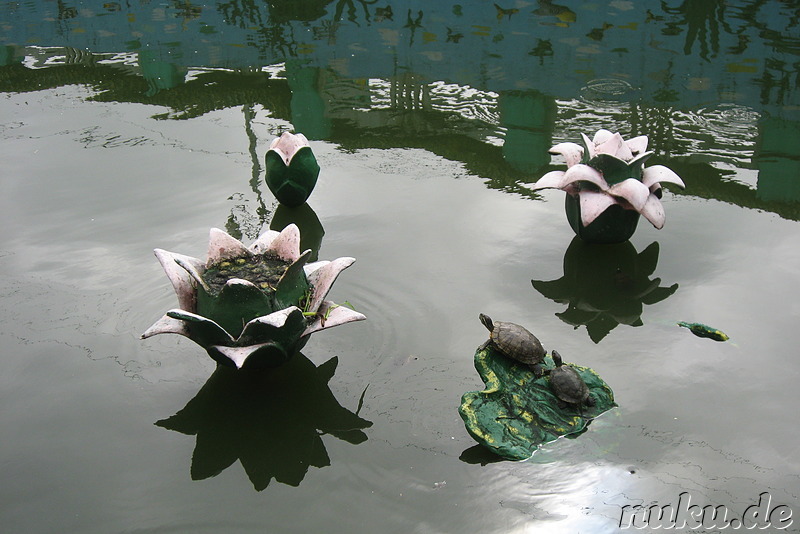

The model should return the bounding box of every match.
[142,224,365,369]
[531,129,685,243]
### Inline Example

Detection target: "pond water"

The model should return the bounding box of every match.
[2,1,799,532]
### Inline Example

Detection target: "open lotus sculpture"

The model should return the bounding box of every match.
[265,132,320,207]
[142,224,365,369]
[531,129,685,243]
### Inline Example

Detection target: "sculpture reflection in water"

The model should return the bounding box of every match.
[157,353,372,490]
[532,237,678,343]
[270,202,325,263]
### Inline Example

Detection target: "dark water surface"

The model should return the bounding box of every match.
[2,1,799,532]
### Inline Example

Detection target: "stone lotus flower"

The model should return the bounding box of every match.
[265,132,320,208]
[142,224,365,369]
[531,129,685,243]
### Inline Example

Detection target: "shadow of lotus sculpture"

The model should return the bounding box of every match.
[142,224,365,369]
[532,237,678,343]
[531,129,685,243]
[156,353,372,490]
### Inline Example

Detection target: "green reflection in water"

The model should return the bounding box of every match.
[2,0,799,220]
[156,354,371,491]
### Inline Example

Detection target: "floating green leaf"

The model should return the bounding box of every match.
[459,345,616,461]
[677,321,729,342]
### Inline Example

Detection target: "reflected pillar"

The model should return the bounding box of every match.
[138,50,187,96]
[754,117,800,204]
[285,59,331,139]
[498,90,557,173]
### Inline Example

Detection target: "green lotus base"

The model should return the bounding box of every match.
[459,345,616,461]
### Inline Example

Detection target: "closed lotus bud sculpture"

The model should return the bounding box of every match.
[142,224,365,369]
[265,132,320,207]
[531,129,686,243]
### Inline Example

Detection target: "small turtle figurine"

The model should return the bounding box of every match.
[479,313,546,377]
[548,350,595,413]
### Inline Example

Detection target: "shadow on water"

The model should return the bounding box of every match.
[532,238,678,343]
[156,354,372,491]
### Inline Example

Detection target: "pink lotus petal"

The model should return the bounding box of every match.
[642,165,686,190]
[263,223,301,262]
[141,313,191,339]
[548,142,584,167]
[562,164,609,190]
[592,129,615,146]
[596,132,632,161]
[141,309,236,345]
[173,256,211,292]
[578,190,618,226]
[640,194,666,229]
[626,135,649,155]
[268,132,310,166]
[248,229,281,255]
[207,228,250,266]
[242,306,299,330]
[530,170,567,190]
[306,257,356,313]
[302,300,367,336]
[154,249,203,312]
[607,178,650,211]
[210,344,268,369]
[303,260,329,277]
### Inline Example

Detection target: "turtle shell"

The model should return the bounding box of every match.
[549,365,591,405]
[490,321,546,365]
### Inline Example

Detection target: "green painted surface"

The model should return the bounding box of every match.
[265,146,320,208]
[459,346,616,461]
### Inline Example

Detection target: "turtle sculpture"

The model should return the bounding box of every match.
[479,313,546,378]
[549,350,595,412]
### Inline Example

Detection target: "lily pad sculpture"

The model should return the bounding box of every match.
[531,129,685,243]
[459,345,615,461]
[142,224,365,369]
[265,132,320,207]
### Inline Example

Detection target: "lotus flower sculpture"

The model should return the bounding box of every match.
[142,224,365,369]
[265,132,320,207]
[531,129,686,243]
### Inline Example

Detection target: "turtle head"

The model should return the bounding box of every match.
[479,313,494,332]
[552,350,563,367]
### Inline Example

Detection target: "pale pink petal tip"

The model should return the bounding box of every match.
[579,190,617,226]
[153,249,202,312]
[530,170,567,190]
[640,195,666,229]
[607,178,650,211]
[303,300,367,336]
[548,142,584,167]
[306,257,356,313]
[264,223,301,262]
[207,228,250,266]
[642,165,686,190]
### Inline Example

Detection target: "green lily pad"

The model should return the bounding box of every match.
[458,345,616,461]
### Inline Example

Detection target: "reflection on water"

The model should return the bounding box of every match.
[2,1,800,532]
[270,203,325,262]
[156,354,371,491]
[532,238,678,343]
